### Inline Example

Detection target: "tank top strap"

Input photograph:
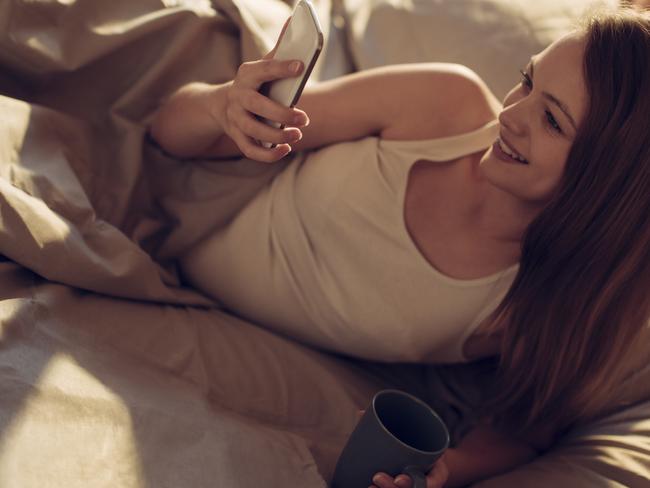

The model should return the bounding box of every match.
[378,119,499,164]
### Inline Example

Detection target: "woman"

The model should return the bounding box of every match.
[150,6,650,488]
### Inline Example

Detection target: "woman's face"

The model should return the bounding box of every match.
[479,33,588,204]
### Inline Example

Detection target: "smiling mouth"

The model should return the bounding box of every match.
[494,137,528,164]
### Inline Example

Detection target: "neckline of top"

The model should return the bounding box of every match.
[396,119,519,287]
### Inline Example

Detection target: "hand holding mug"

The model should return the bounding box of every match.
[332,390,450,488]
[370,453,449,488]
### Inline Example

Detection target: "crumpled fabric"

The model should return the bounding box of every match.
[0,1,649,487]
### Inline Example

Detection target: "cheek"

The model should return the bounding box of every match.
[479,141,569,203]
[533,135,571,175]
[526,145,569,198]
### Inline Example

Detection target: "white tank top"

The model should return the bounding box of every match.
[183,120,519,363]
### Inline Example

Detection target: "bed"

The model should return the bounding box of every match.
[0,0,649,486]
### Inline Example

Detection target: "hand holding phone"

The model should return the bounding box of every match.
[218,1,322,162]
[258,0,323,148]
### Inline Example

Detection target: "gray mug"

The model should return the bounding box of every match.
[331,389,449,488]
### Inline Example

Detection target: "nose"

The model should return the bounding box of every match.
[498,93,529,137]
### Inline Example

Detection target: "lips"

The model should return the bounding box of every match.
[493,136,529,164]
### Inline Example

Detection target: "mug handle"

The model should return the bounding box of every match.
[403,466,427,488]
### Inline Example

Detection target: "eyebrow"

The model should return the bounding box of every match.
[529,59,578,131]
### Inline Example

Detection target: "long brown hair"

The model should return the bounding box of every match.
[486,7,650,437]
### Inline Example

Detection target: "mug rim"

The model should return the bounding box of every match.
[371,389,450,456]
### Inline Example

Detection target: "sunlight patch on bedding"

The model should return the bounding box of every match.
[0,178,73,244]
[162,0,212,10]
[0,97,30,169]
[0,352,145,486]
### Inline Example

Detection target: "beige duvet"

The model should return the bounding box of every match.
[0,1,649,486]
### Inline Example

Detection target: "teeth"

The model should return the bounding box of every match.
[497,137,527,163]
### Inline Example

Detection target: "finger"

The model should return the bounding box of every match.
[236,59,303,89]
[230,127,291,163]
[394,474,413,488]
[264,16,292,59]
[428,460,449,487]
[239,90,309,128]
[372,473,399,488]
[235,109,302,146]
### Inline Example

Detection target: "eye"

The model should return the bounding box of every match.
[519,68,564,135]
[519,69,532,91]
[545,110,563,134]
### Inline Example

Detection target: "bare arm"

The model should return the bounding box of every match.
[150,10,501,162]
[150,61,499,161]
[293,62,500,150]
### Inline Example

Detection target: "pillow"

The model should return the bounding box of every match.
[342,0,617,99]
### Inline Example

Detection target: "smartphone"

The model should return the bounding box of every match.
[259,0,324,148]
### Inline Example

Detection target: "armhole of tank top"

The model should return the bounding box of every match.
[377,119,499,191]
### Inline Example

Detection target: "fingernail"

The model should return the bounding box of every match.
[395,475,410,487]
[372,474,386,484]
[294,114,309,126]
[290,61,302,73]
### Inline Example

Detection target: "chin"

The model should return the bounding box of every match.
[477,156,528,197]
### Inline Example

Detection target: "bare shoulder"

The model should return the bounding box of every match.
[380,63,502,141]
